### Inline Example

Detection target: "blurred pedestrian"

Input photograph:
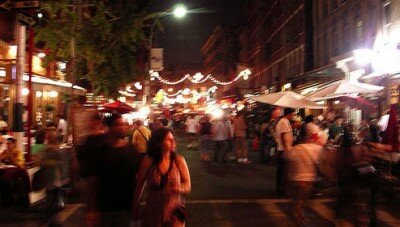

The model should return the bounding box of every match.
[285,126,327,225]
[198,115,212,162]
[134,127,191,227]
[185,115,197,149]
[329,116,344,143]
[233,111,250,164]
[131,119,151,161]
[336,125,376,226]
[260,108,280,164]
[36,128,65,210]
[31,129,48,157]
[211,117,230,163]
[56,115,68,143]
[85,114,140,227]
[275,108,295,195]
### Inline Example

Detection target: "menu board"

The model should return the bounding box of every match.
[70,105,99,146]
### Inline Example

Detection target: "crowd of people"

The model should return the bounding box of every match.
[1,104,396,227]
[184,111,252,164]
[178,106,395,226]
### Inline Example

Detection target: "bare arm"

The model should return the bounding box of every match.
[133,156,152,209]
[176,155,191,195]
[281,132,293,151]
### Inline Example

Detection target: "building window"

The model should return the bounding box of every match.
[323,1,329,16]
[343,11,350,51]
[323,32,329,64]
[315,38,320,67]
[356,20,363,42]
[330,0,337,11]
[300,48,304,73]
[384,2,391,26]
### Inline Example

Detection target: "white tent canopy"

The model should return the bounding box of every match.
[251,91,326,109]
[309,80,384,101]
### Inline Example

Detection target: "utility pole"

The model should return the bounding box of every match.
[14,22,26,153]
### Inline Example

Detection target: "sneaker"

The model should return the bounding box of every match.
[242,160,252,164]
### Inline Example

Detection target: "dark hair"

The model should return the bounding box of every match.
[147,127,174,164]
[6,137,16,143]
[341,126,355,147]
[304,115,314,123]
[35,129,46,144]
[103,114,122,127]
[283,108,295,116]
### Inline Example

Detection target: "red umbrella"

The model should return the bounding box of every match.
[382,104,399,152]
[100,100,135,114]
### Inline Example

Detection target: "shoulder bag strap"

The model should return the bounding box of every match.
[137,128,148,142]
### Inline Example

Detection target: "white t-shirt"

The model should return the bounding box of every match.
[185,118,197,133]
[275,117,292,151]
[0,120,8,130]
[57,119,68,136]
[285,143,323,182]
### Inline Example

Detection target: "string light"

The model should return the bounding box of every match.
[149,69,251,85]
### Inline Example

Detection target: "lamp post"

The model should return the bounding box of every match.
[144,4,187,104]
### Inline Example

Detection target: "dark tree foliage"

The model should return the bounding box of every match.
[35,0,150,97]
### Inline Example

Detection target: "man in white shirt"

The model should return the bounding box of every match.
[211,118,230,162]
[57,115,68,143]
[185,115,198,148]
[275,108,295,195]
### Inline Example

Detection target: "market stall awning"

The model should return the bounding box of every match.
[309,80,384,101]
[251,91,326,109]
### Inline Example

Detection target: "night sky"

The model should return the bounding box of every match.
[148,0,244,68]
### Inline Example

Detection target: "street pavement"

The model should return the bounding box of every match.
[2,131,400,226]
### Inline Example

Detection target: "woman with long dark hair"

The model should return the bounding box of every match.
[134,127,191,227]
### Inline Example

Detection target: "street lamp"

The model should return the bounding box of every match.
[144,4,187,104]
[173,5,187,18]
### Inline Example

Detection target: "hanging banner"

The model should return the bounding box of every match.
[150,48,163,71]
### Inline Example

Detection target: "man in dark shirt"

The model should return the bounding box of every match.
[85,114,140,226]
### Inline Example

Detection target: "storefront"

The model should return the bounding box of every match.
[0,67,86,128]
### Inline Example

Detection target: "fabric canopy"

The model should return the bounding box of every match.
[309,80,384,101]
[251,91,326,109]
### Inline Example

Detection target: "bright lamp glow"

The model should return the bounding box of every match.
[36,91,43,98]
[212,108,224,119]
[48,90,58,98]
[173,5,187,18]
[22,88,29,96]
[37,52,46,58]
[354,49,375,66]
[8,45,17,58]
[372,46,400,74]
